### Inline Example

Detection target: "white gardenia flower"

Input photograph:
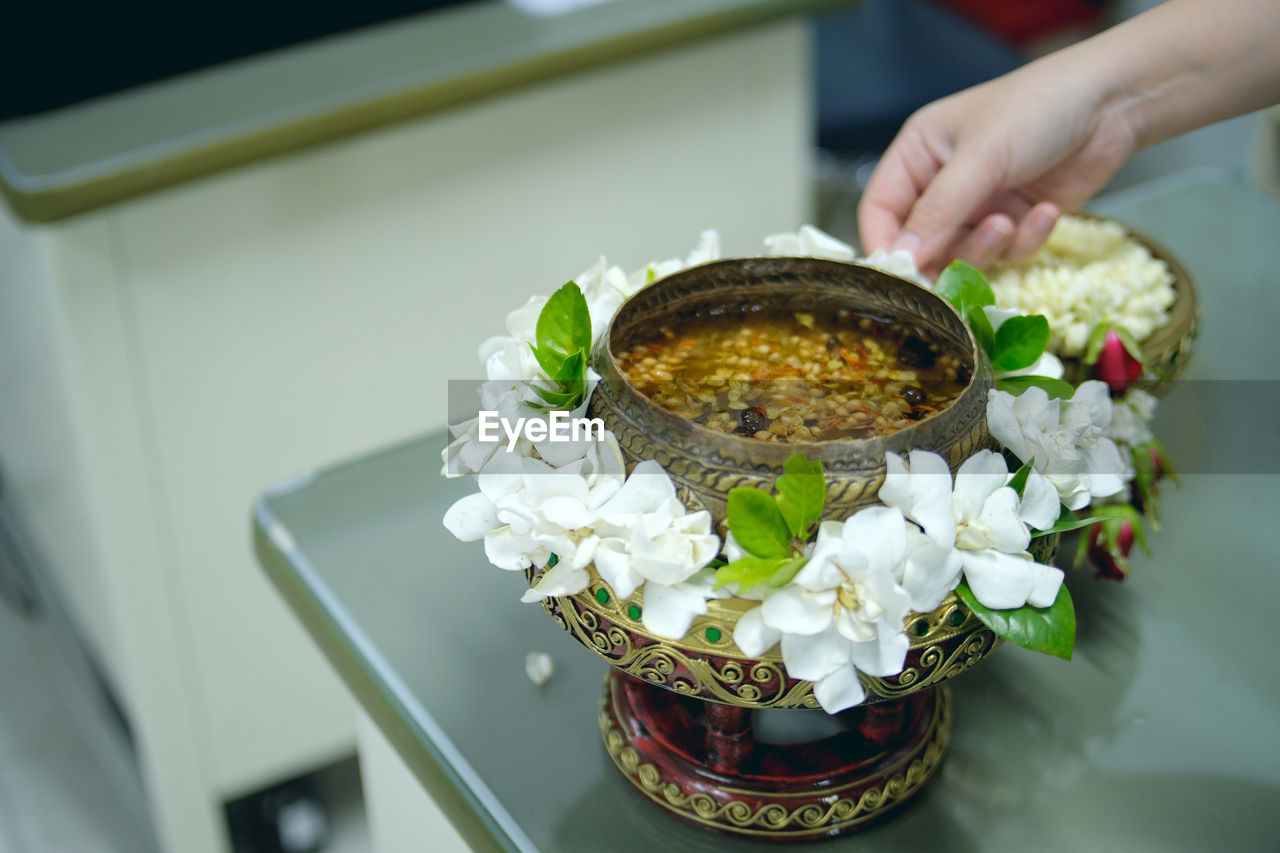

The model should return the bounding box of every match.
[733,508,913,713]
[441,378,540,477]
[628,229,723,292]
[879,450,1063,613]
[587,461,721,638]
[987,381,1127,510]
[443,434,627,582]
[763,224,856,261]
[571,256,633,340]
[1106,389,1157,449]
[859,248,931,288]
[982,306,1065,380]
[478,295,547,381]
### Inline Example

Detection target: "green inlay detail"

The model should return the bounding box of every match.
[627,604,641,620]
[547,553,559,567]
[595,588,610,604]
[705,627,722,643]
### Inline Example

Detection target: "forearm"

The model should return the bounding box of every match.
[1067,0,1280,149]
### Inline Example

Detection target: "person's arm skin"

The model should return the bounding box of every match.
[858,0,1280,276]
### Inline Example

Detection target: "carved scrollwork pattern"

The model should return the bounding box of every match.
[534,564,1005,709]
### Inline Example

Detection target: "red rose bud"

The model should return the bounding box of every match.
[1094,329,1144,394]
[1087,518,1134,581]
[1115,519,1135,556]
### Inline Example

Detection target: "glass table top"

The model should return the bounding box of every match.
[254,170,1280,852]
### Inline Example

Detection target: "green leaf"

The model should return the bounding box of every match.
[935,260,995,316]
[996,375,1076,400]
[1082,323,1111,367]
[1008,461,1032,497]
[529,343,565,380]
[528,384,579,408]
[965,304,996,357]
[714,556,807,592]
[991,314,1051,371]
[1131,444,1159,525]
[767,555,809,588]
[535,282,592,363]
[956,581,1075,661]
[1099,503,1149,554]
[553,349,586,384]
[727,488,792,559]
[1031,504,1127,538]
[774,454,825,540]
[1083,322,1146,367]
[715,557,786,589]
[1151,438,1178,483]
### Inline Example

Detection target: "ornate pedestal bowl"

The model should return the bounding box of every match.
[523,258,1021,840]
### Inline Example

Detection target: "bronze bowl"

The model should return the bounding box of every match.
[586,257,994,527]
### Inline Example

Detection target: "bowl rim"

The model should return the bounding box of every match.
[593,255,989,460]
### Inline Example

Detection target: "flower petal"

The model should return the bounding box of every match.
[442,492,499,542]
[1018,468,1061,531]
[536,496,596,530]
[841,506,906,576]
[901,530,963,613]
[520,560,590,602]
[732,605,781,657]
[1027,563,1065,608]
[846,627,909,678]
[640,581,708,639]
[483,529,537,571]
[781,625,849,682]
[878,452,913,510]
[953,450,1010,521]
[974,487,1031,553]
[960,549,1039,610]
[761,588,834,635]
[812,664,866,714]
[594,540,641,599]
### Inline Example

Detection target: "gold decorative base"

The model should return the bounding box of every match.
[599,671,952,841]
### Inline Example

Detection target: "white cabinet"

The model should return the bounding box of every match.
[0,20,812,853]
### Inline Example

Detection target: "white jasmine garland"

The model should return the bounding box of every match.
[988,215,1176,356]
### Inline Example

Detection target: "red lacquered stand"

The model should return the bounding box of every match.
[599,670,951,841]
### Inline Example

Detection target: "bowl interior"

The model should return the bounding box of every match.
[598,257,983,458]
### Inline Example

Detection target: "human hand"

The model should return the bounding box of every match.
[857,55,1139,278]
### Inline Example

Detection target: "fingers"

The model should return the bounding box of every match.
[858,127,945,253]
[1006,202,1060,262]
[899,150,1001,270]
[918,214,1014,279]
[950,213,1017,269]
